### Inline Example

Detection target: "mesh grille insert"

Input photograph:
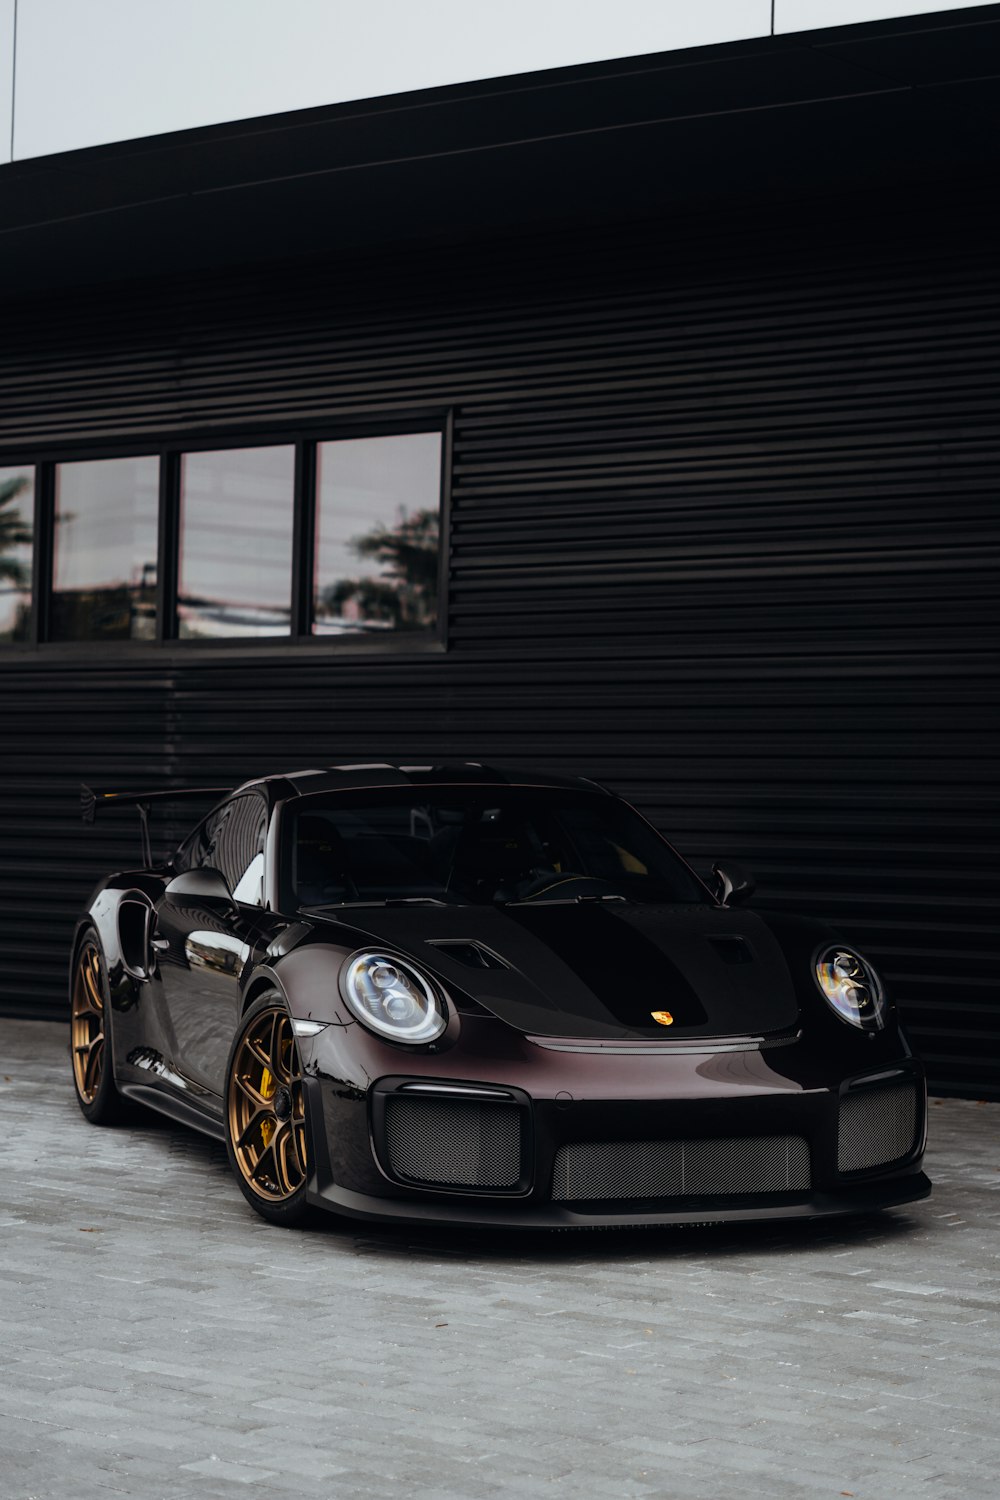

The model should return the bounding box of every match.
[551,1135,810,1202]
[838,1082,919,1173]
[385,1095,521,1189]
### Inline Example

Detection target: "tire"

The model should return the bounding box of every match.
[225,991,313,1227]
[70,927,128,1125]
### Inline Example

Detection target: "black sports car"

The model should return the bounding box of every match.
[72,763,930,1228]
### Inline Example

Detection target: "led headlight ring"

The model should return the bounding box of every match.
[341,951,447,1044]
[814,945,886,1031]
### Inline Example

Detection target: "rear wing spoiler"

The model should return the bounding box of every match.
[81,783,231,867]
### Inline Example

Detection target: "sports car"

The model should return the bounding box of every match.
[72,763,931,1228]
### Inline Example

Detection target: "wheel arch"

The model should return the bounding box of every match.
[240,965,288,1015]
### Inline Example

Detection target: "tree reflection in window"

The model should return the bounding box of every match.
[0,468,34,642]
[320,507,439,631]
[312,433,441,636]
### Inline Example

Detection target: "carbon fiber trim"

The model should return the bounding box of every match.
[551,1135,811,1201]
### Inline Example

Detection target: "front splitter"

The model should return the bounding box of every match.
[308,1169,931,1230]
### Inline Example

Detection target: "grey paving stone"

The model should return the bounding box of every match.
[1,1020,999,1500]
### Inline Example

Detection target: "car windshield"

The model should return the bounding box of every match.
[284,787,706,908]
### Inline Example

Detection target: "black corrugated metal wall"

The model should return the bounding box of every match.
[1,191,998,1096]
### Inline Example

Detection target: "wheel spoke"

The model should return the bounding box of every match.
[234,1071,271,1110]
[268,1012,292,1085]
[268,1122,289,1194]
[236,1106,271,1152]
[251,1137,281,1191]
[275,1121,305,1195]
[77,965,102,1017]
[291,1122,308,1182]
[244,1033,271,1071]
[84,955,104,1010]
[273,1017,293,1084]
[83,1036,104,1096]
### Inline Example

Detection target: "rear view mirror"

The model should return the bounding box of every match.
[164,867,235,910]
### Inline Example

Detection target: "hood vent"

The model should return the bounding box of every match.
[427,939,509,971]
[707,935,753,964]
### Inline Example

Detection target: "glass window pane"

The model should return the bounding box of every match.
[312,433,441,636]
[51,457,159,641]
[178,446,294,638]
[0,465,34,643]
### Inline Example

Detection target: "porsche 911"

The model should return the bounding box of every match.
[72,763,930,1228]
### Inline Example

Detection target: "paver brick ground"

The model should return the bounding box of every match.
[1,1017,998,1500]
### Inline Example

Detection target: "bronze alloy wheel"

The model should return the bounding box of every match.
[228,1005,308,1204]
[72,941,106,1104]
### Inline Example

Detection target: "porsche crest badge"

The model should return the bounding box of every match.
[650,1010,674,1026]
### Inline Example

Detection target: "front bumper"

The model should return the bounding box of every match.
[300,1020,930,1228]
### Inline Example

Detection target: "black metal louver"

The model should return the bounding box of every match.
[0,187,997,1097]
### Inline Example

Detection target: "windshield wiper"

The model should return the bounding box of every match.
[301,897,455,911]
[501,893,629,907]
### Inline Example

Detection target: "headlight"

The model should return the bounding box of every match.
[341,951,447,1044]
[814,946,886,1030]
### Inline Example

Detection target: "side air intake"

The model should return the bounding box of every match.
[838,1082,919,1173]
[385,1095,522,1189]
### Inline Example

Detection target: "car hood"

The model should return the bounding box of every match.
[323,901,800,1040]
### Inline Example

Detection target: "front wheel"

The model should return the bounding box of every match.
[225,993,312,1227]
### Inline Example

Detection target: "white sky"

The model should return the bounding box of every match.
[3,2,992,164]
[9,0,771,160]
[775,1,991,28]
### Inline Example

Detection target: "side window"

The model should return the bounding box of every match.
[214,796,267,906]
[174,806,224,874]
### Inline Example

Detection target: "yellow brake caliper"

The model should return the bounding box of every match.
[260,1066,275,1146]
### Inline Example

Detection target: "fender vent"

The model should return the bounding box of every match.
[427,940,508,970]
[707,936,753,964]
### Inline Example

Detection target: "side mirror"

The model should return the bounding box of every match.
[711,861,756,906]
[164,867,235,910]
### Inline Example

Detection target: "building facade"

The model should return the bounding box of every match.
[1,2,998,1096]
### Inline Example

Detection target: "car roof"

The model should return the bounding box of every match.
[233,762,610,802]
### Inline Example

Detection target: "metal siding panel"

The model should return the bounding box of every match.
[0,201,997,1097]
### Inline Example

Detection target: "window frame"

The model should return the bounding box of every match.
[0,409,452,657]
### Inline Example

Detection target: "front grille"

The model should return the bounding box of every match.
[384,1095,522,1189]
[838,1082,919,1173]
[551,1135,810,1202]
